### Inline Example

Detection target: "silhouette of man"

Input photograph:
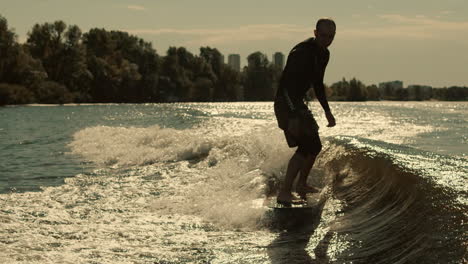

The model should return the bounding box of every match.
[274,18,336,205]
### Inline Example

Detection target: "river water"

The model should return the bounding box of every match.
[1,101,466,263]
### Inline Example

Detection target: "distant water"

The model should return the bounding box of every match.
[0,102,466,263]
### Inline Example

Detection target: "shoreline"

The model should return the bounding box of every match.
[3,100,468,107]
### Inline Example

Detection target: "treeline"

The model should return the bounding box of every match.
[0,16,281,105]
[1,16,467,105]
[325,78,468,101]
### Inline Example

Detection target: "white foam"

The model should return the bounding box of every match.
[147,126,294,229]
[69,125,215,166]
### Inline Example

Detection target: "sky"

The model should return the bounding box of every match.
[2,0,468,87]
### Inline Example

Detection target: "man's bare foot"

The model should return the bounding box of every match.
[276,192,303,206]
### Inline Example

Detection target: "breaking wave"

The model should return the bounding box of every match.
[319,136,466,263]
[68,125,466,263]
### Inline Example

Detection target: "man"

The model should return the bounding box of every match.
[274,18,336,205]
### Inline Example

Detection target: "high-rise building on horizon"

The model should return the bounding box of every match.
[273,52,285,69]
[228,54,241,72]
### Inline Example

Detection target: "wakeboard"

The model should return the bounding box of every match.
[265,188,326,210]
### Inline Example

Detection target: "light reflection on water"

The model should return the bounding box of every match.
[0,101,466,263]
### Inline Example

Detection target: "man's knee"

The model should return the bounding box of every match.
[313,142,322,156]
[296,143,322,157]
[292,150,306,159]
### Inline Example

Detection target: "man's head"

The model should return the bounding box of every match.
[314,18,336,48]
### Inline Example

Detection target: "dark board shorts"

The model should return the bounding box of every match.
[274,100,322,156]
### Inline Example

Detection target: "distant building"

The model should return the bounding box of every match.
[220,54,225,64]
[228,54,241,72]
[273,52,285,69]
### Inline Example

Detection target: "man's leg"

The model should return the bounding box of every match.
[277,151,305,202]
[296,132,322,197]
[297,153,318,188]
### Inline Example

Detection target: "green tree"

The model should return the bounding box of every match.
[27,21,68,82]
[200,47,227,100]
[0,83,35,105]
[0,15,46,103]
[270,61,283,100]
[61,25,92,101]
[199,47,222,77]
[217,65,242,101]
[198,46,246,101]
[379,84,391,100]
[191,76,214,101]
[446,86,468,100]
[133,40,160,102]
[348,78,367,101]
[159,47,219,102]
[26,21,96,102]
[408,85,423,101]
[9,46,47,87]
[159,47,193,101]
[189,56,215,101]
[366,84,380,100]
[83,28,159,102]
[107,31,159,102]
[243,52,275,101]
[394,87,408,100]
[330,78,350,101]
[0,15,17,82]
[32,81,74,104]
[432,87,446,100]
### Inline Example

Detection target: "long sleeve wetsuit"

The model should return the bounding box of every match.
[275,38,331,116]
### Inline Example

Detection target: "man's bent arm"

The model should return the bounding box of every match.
[313,83,331,113]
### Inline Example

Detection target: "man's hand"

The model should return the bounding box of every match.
[325,111,336,127]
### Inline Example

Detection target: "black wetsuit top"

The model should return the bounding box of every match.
[275,37,331,116]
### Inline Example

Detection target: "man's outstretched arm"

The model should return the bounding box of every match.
[313,65,336,127]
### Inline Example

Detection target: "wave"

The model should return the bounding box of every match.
[318,136,466,263]
[69,124,292,228]
[69,125,466,263]
[69,125,215,166]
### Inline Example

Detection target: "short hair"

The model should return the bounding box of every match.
[316,18,336,30]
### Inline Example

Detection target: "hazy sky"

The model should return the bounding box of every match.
[2,0,468,87]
